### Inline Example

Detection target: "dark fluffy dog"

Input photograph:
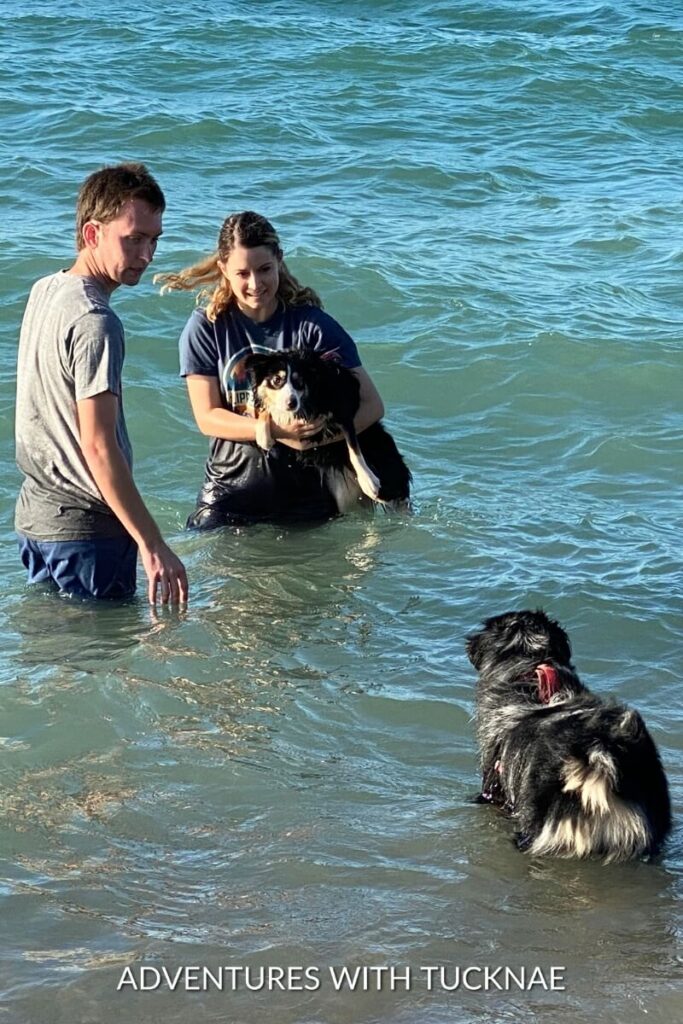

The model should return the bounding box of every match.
[245,349,411,513]
[466,609,671,862]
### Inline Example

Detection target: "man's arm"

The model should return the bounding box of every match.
[77,391,188,604]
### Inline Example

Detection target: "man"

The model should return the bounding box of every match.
[15,162,188,603]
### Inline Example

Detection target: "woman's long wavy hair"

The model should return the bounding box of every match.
[156,211,322,321]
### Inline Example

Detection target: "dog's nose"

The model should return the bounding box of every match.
[286,397,298,411]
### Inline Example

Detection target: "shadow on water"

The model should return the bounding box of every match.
[1,583,188,679]
[190,516,386,644]
[2,514,386,668]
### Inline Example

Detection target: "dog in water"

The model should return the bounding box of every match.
[466,609,671,862]
[245,349,411,513]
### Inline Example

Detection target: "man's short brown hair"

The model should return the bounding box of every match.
[75,162,165,249]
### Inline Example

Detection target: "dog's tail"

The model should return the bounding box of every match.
[528,709,667,862]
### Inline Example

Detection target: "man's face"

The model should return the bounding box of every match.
[90,198,163,288]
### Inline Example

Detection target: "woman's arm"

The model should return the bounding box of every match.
[186,375,258,442]
[307,307,385,433]
[352,366,385,432]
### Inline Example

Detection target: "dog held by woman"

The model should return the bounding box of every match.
[245,349,411,513]
[466,609,671,862]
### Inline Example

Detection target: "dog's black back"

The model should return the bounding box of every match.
[466,609,672,861]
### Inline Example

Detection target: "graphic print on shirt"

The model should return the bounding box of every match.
[221,344,265,415]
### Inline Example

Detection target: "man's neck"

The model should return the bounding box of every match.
[68,252,118,297]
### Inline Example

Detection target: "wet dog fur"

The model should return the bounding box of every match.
[466,609,671,862]
[245,349,411,513]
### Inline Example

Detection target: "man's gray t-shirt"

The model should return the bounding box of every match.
[15,271,132,540]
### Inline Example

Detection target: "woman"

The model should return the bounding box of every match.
[158,211,385,528]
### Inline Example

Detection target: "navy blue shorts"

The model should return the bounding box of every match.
[17,533,138,600]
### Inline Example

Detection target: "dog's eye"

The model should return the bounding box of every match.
[290,372,301,388]
[268,373,286,389]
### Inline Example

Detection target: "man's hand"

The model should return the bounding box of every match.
[139,540,189,605]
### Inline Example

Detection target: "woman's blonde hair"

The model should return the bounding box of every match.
[156,211,322,321]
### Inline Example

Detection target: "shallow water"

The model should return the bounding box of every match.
[1,2,682,1022]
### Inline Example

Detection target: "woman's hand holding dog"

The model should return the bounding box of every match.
[271,417,327,449]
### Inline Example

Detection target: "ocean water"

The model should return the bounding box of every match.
[1,1,682,1022]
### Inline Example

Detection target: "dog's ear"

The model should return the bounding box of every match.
[317,348,343,364]
[543,612,572,664]
[242,353,270,382]
[242,353,261,371]
[465,632,484,669]
[466,610,573,666]
[501,610,572,663]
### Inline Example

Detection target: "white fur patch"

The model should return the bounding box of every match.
[529,803,650,862]
[255,369,304,428]
[529,759,652,861]
[562,754,617,814]
[255,415,274,451]
[275,378,301,417]
[347,445,381,501]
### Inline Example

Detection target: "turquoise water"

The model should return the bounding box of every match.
[1,2,682,1022]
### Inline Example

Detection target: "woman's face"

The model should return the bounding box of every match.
[219,243,280,321]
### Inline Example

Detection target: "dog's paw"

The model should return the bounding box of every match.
[383,497,413,514]
[255,416,274,451]
[514,832,533,851]
[357,467,381,501]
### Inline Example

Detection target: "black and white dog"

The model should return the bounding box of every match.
[466,609,671,862]
[245,349,411,513]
